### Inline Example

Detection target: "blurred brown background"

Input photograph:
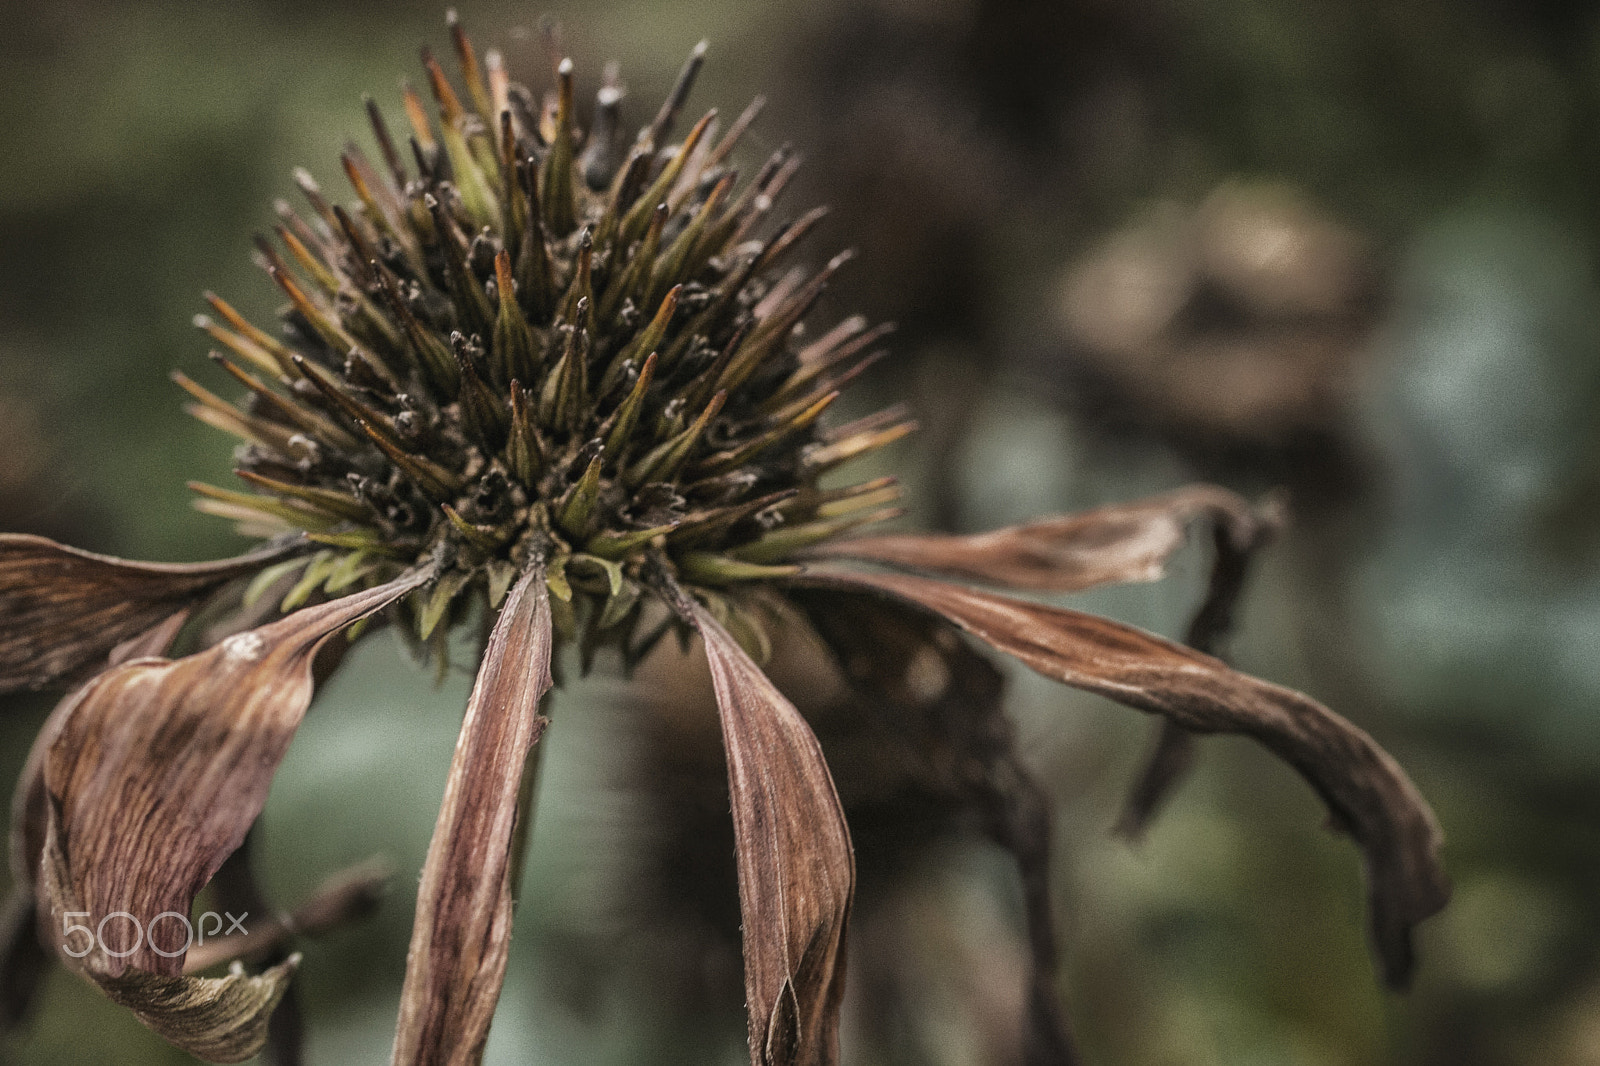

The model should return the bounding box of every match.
[6,0,1600,1062]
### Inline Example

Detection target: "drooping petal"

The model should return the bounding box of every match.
[43,570,426,975]
[805,485,1270,593]
[98,957,300,1063]
[40,823,299,1063]
[35,568,429,1061]
[13,608,193,895]
[799,569,1448,989]
[391,561,552,1066]
[664,579,855,1066]
[0,533,305,693]
[0,608,194,1035]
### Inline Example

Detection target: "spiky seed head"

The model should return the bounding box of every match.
[186,23,908,659]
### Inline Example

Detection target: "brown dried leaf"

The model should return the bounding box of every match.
[392,562,552,1066]
[801,568,1448,989]
[667,580,855,1066]
[0,534,304,693]
[805,485,1271,593]
[34,569,428,1061]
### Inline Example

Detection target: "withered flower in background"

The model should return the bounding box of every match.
[0,17,1446,1066]
[1052,182,1383,492]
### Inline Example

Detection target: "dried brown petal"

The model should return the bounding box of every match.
[665,579,855,1066]
[12,609,194,896]
[42,571,424,975]
[98,952,299,1064]
[800,568,1448,989]
[37,799,296,1065]
[808,485,1285,845]
[0,608,195,1036]
[0,534,304,693]
[392,562,553,1066]
[33,570,428,1061]
[806,485,1269,593]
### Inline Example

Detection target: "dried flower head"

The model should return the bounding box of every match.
[0,16,1448,1066]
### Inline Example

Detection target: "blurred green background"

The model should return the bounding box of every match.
[6,0,1600,1063]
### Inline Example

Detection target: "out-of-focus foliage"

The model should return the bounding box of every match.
[5,1,1600,1063]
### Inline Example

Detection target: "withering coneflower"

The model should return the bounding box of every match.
[0,17,1447,1066]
